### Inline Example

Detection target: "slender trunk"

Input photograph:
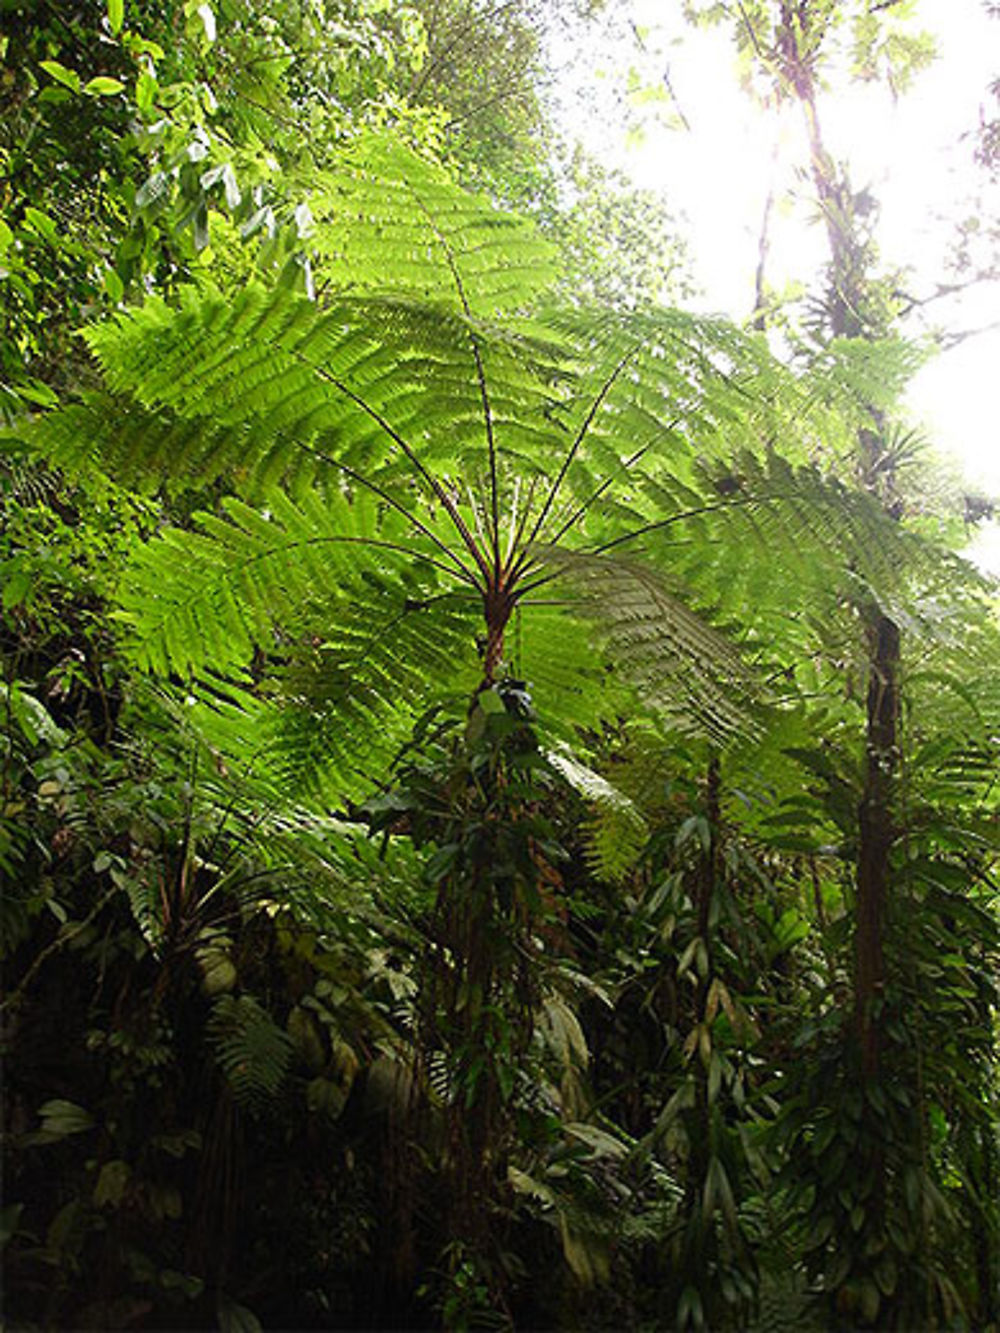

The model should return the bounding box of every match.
[751,132,780,331]
[751,183,774,332]
[690,754,720,1187]
[483,619,505,685]
[855,610,899,1077]
[776,6,900,1085]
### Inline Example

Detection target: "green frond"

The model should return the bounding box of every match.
[511,601,621,737]
[115,486,456,676]
[538,549,760,745]
[207,994,293,1108]
[807,335,928,421]
[31,392,250,495]
[597,723,703,820]
[308,136,560,314]
[268,588,480,796]
[137,603,480,805]
[590,447,944,693]
[41,283,565,522]
[548,747,649,882]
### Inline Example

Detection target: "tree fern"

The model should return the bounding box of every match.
[28,132,936,792]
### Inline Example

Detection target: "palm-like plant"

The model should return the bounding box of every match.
[33,135,908,800]
[26,132,988,1324]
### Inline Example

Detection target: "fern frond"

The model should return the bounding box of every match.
[208,994,292,1107]
[268,587,480,796]
[548,747,648,883]
[40,285,567,561]
[139,608,479,806]
[537,549,760,745]
[116,486,463,676]
[308,136,560,314]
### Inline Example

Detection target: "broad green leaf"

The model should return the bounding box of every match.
[84,75,125,97]
[201,163,242,210]
[135,69,157,114]
[508,1165,555,1205]
[106,0,124,33]
[103,267,124,303]
[477,688,507,716]
[93,1159,131,1207]
[39,60,81,93]
[217,1293,262,1333]
[199,3,217,42]
[2,568,32,611]
[221,163,241,209]
[2,684,66,745]
[39,1099,94,1138]
[23,207,58,244]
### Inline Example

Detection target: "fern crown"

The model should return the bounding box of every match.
[33,135,915,798]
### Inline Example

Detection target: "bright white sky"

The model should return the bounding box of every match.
[552,0,1000,568]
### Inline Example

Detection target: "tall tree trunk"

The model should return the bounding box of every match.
[775,4,900,1086]
[855,611,899,1076]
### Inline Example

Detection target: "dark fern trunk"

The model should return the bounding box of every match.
[481,585,514,687]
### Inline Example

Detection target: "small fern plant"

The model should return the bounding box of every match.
[31,134,913,801]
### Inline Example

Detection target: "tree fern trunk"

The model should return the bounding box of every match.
[481,586,513,685]
[483,619,505,685]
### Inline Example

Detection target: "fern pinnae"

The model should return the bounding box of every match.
[543,410,688,554]
[534,549,760,743]
[208,994,292,1107]
[588,489,780,559]
[239,528,469,587]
